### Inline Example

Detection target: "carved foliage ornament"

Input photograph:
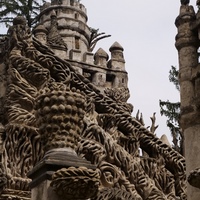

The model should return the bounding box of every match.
[51,167,100,199]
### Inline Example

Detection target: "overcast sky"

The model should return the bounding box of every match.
[0,0,198,142]
[82,0,198,141]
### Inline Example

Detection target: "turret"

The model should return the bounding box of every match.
[106,42,127,88]
[37,0,90,60]
[108,41,125,71]
[34,0,128,96]
[175,2,200,199]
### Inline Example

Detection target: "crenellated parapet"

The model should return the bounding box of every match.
[40,0,87,23]
[37,0,89,57]
[51,0,87,13]
[33,0,128,95]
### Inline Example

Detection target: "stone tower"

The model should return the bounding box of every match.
[0,0,186,199]
[175,1,200,199]
[33,0,128,94]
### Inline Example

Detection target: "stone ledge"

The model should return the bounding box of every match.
[28,148,96,189]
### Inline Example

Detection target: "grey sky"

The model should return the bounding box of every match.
[81,0,198,141]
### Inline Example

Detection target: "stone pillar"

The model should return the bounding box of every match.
[175,4,200,199]
[69,49,82,61]
[28,82,100,200]
[83,52,94,64]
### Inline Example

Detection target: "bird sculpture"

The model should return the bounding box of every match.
[181,0,189,5]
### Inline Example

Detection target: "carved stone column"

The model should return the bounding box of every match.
[175,4,200,199]
[28,82,100,200]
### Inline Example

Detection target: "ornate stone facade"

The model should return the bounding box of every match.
[0,0,186,199]
[175,1,200,199]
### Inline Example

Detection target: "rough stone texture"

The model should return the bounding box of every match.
[175,2,200,200]
[34,0,127,94]
[188,168,200,189]
[31,180,57,200]
[51,167,100,199]
[28,148,98,200]
[0,0,187,200]
[183,127,200,199]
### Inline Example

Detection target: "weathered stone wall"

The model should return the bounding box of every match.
[175,2,200,199]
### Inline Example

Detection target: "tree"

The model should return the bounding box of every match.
[0,0,46,28]
[159,66,183,155]
[88,28,111,52]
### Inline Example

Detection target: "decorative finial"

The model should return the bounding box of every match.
[181,0,189,5]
